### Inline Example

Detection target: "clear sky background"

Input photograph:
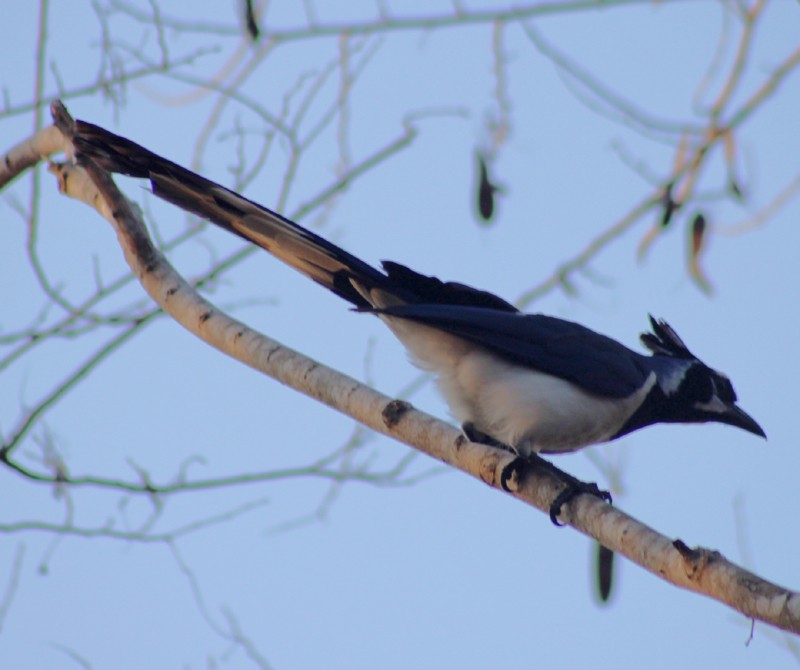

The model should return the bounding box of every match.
[1,1,799,668]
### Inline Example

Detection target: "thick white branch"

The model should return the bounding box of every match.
[4,101,796,636]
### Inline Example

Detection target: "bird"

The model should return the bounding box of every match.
[72,120,766,522]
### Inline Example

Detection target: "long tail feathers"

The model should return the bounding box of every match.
[72,121,518,314]
[73,120,390,309]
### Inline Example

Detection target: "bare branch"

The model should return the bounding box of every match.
[0,125,65,189]
[0,544,25,634]
[106,0,665,39]
[41,104,800,635]
[515,8,800,305]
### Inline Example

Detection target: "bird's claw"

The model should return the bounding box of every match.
[499,455,525,492]
[548,480,612,526]
[498,454,612,525]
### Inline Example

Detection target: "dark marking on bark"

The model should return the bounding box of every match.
[673,539,720,580]
[200,311,213,323]
[382,399,413,428]
[302,362,319,383]
[673,539,697,560]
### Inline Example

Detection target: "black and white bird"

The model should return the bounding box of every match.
[73,121,766,519]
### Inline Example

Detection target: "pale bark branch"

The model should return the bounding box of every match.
[6,100,798,636]
[0,125,66,189]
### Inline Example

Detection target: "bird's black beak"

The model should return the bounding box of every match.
[721,403,766,439]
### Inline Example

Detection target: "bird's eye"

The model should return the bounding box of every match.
[681,365,714,403]
[711,372,737,403]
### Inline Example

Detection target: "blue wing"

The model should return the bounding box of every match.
[375,304,652,398]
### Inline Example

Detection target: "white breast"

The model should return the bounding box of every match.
[382,315,654,455]
[447,350,655,454]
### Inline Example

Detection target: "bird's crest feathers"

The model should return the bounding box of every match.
[640,315,695,360]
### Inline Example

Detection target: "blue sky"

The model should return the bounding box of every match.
[1,1,799,668]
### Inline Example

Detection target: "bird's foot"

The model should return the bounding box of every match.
[500,454,612,526]
[547,474,612,526]
[498,455,527,492]
[460,424,611,525]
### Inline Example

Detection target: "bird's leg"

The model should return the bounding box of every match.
[461,422,513,452]
[461,423,611,524]
[502,454,612,525]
